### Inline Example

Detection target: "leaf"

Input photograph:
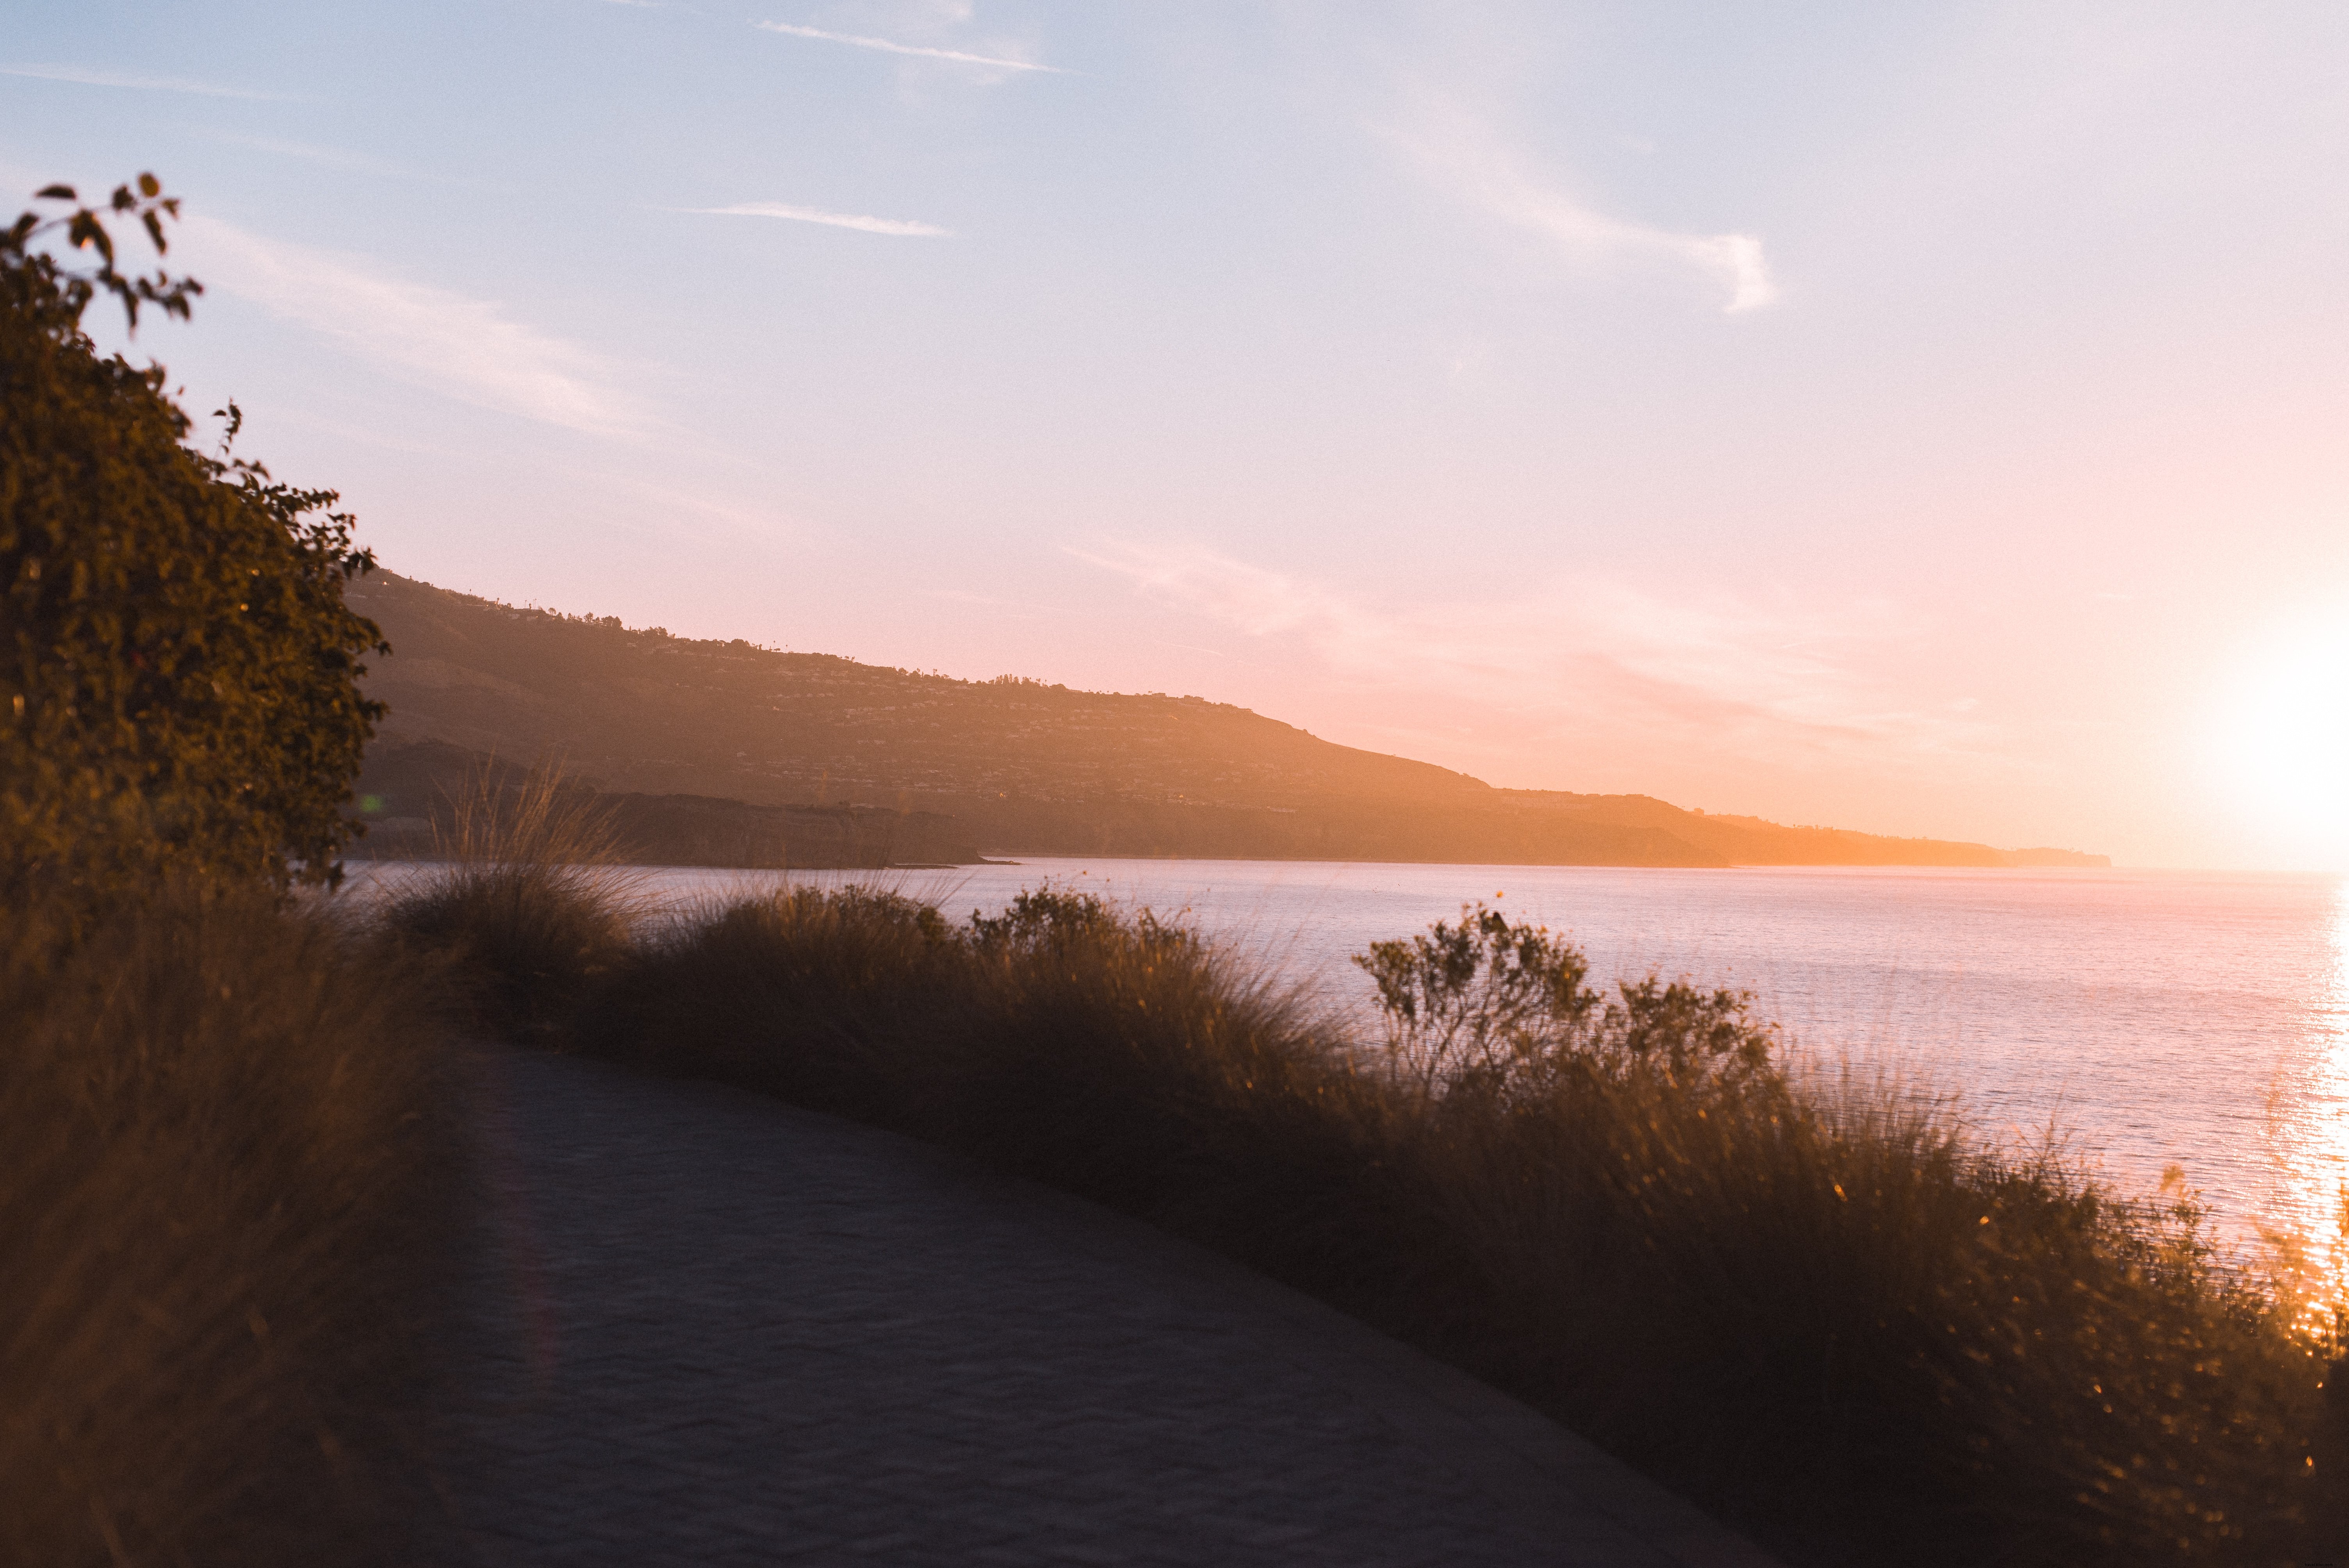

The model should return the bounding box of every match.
[67,213,115,265]
[137,171,160,198]
[142,211,166,253]
[36,183,76,200]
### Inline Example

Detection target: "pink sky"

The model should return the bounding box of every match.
[11,3,2349,866]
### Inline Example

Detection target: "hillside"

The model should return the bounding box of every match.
[345,572,2108,870]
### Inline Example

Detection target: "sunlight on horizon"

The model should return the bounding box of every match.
[2213,616,2349,870]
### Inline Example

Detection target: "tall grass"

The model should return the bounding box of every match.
[586,887,1433,1298]
[504,875,2344,1564]
[0,887,466,1567]
[373,763,642,1041]
[1423,1049,2336,1563]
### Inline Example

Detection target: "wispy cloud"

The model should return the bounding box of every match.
[752,21,1062,73]
[1078,542,1991,772]
[181,217,647,437]
[0,63,284,99]
[684,201,950,237]
[1393,103,1776,314]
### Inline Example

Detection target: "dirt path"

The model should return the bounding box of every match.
[440,1049,1782,1567]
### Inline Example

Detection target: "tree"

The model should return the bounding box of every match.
[2,176,387,897]
[1355,903,1777,1095]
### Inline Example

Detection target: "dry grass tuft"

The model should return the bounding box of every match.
[0,887,466,1568]
[375,762,643,1041]
[1420,1050,2340,1564]
[600,885,1433,1297]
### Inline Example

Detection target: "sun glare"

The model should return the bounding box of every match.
[2214,617,2349,859]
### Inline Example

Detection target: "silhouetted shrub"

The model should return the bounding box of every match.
[1,179,383,903]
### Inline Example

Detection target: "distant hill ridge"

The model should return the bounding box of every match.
[346,571,2108,870]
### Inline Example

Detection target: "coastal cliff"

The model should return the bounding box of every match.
[346,572,2108,871]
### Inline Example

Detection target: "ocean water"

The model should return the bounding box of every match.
[358,858,2349,1249]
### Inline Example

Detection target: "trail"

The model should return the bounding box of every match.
[442,1050,1782,1567]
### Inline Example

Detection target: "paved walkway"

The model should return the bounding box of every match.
[442,1050,1784,1567]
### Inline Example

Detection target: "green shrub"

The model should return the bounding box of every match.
[1,179,384,902]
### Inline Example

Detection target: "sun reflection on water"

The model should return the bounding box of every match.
[2268,878,2349,1317]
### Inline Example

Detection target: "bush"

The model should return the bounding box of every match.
[1355,900,1776,1095]
[1,178,384,902]
[0,888,465,1567]
[1419,1023,2333,1563]
[590,885,1434,1294]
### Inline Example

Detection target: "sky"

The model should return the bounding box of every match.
[9,2,2349,869]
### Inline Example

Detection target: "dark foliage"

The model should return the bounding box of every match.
[1,178,385,900]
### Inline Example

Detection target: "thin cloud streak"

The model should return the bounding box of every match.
[0,63,283,99]
[752,21,1062,73]
[182,217,647,438]
[1079,542,1996,774]
[686,201,950,237]
[1393,103,1776,314]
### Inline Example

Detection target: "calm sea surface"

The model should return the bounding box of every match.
[362,859,2349,1247]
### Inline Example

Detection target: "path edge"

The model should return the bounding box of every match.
[770,1085,1795,1568]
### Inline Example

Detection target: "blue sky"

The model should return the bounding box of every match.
[11,2,2349,866]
